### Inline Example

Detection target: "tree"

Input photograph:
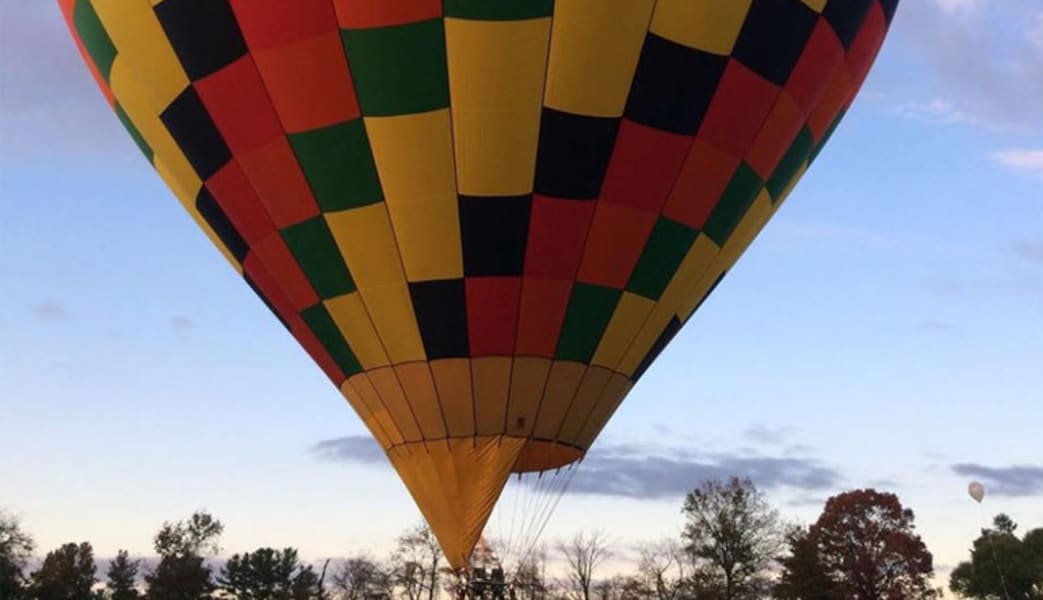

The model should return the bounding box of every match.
[949,514,1043,600]
[145,511,223,600]
[0,510,35,599]
[812,489,935,599]
[332,555,391,600]
[218,547,326,599]
[390,523,442,600]
[557,530,612,600]
[106,550,142,600]
[512,548,549,600]
[635,540,692,600]
[681,477,784,600]
[28,541,98,600]
[773,527,839,600]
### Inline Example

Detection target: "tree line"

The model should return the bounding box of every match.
[2,478,1039,599]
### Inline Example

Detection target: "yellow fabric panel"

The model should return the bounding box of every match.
[719,190,774,267]
[531,361,586,441]
[90,1,188,106]
[430,359,475,437]
[387,436,525,570]
[324,293,390,369]
[557,366,614,446]
[364,110,462,281]
[445,17,550,196]
[339,379,393,449]
[345,373,405,446]
[471,357,512,436]
[326,204,406,289]
[154,157,241,272]
[506,357,552,439]
[368,367,424,443]
[356,283,426,364]
[543,0,656,117]
[576,373,633,449]
[649,0,752,56]
[394,362,448,440]
[803,0,829,13]
[590,292,656,369]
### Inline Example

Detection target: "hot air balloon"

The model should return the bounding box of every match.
[969,481,985,503]
[60,0,900,569]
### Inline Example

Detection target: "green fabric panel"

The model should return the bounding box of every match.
[74,0,117,80]
[768,126,814,201]
[444,0,554,20]
[341,19,449,116]
[302,304,362,376]
[810,110,846,164]
[289,120,382,212]
[703,162,763,246]
[281,217,356,299]
[627,218,699,300]
[555,283,622,363]
[115,103,153,161]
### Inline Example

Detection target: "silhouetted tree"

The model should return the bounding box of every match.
[558,530,612,600]
[512,547,549,600]
[949,514,1043,600]
[0,510,35,599]
[219,547,326,599]
[681,477,784,600]
[812,489,935,599]
[332,555,391,600]
[636,540,692,600]
[390,523,442,600]
[145,511,223,600]
[772,527,839,600]
[28,541,98,600]
[106,550,141,600]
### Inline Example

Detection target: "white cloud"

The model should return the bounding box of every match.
[992,149,1043,178]
[934,0,986,15]
[1030,12,1043,49]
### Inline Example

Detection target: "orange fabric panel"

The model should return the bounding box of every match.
[531,361,586,441]
[368,367,424,442]
[557,366,614,446]
[345,373,405,446]
[577,373,633,449]
[505,357,552,439]
[429,358,475,437]
[471,357,512,436]
[394,362,448,440]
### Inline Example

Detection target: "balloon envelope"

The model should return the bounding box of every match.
[969,481,985,503]
[61,0,899,568]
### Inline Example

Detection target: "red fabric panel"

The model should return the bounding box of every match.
[576,203,657,289]
[847,3,887,87]
[206,161,277,244]
[524,195,595,280]
[236,138,320,227]
[746,92,806,179]
[785,19,845,115]
[515,278,572,357]
[599,120,691,214]
[696,60,780,159]
[466,277,522,357]
[662,139,742,230]
[806,67,854,142]
[251,233,319,310]
[333,0,442,28]
[195,56,284,155]
[230,0,337,49]
[243,252,299,323]
[292,318,346,384]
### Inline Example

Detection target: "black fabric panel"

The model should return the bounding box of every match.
[633,316,682,381]
[878,0,900,25]
[732,0,819,87]
[624,33,728,135]
[409,279,470,360]
[160,87,232,180]
[195,187,247,262]
[692,270,727,317]
[534,108,620,199]
[824,0,874,49]
[458,195,531,277]
[155,0,248,80]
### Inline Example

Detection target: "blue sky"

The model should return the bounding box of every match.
[1,0,1041,588]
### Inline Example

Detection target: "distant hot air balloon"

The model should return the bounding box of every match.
[60,0,900,568]
[969,481,985,503]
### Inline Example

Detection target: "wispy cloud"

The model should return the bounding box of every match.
[951,463,1043,497]
[770,220,897,250]
[992,150,1043,179]
[1012,240,1043,264]
[310,436,387,466]
[31,301,69,322]
[170,316,195,333]
[742,425,794,446]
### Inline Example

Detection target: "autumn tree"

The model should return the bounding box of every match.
[106,550,142,600]
[811,489,935,599]
[27,541,98,600]
[558,530,612,600]
[145,511,223,600]
[0,510,35,599]
[949,514,1043,600]
[681,477,784,600]
[390,523,443,600]
[332,555,391,600]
